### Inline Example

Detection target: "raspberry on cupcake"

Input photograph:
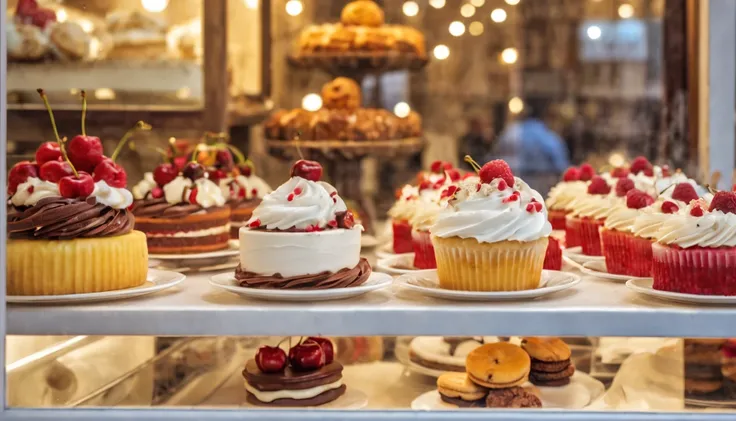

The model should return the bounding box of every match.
[566,175,619,256]
[599,187,655,276]
[546,166,588,231]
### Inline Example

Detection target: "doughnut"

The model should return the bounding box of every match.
[465,343,530,389]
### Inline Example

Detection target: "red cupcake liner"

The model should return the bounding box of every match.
[568,217,603,255]
[412,230,437,269]
[392,219,413,254]
[548,209,569,231]
[543,236,562,270]
[652,243,736,295]
[628,235,655,277]
[565,216,581,249]
[600,230,653,277]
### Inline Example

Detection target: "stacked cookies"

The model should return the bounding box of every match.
[684,338,726,396]
[522,337,575,387]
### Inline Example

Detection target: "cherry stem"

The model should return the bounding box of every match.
[295,131,304,160]
[37,89,79,177]
[276,337,290,348]
[111,121,151,162]
[221,143,246,164]
[658,183,675,196]
[464,155,481,174]
[191,143,207,162]
[80,90,87,137]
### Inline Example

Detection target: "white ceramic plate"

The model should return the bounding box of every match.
[580,261,651,283]
[563,246,605,265]
[7,269,185,304]
[411,372,604,410]
[626,278,736,305]
[149,241,239,261]
[392,339,458,378]
[210,272,393,302]
[242,388,367,409]
[375,242,397,259]
[376,253,425,275]
[361,235,379,248]
[394,270,580,302]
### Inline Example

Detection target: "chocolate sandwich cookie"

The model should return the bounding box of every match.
[521,337,575,388]
[685,364,723,380]
[242,360,346,406]
[685,378,723,396]
[436,372,488,408]
[529,364,575,386]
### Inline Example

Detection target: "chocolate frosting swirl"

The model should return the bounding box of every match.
[235,258,371,289]
[8,196,134,240]
[131,198,222,219]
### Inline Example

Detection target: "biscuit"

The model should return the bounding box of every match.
[436,372,487,401]
[685,378,723,395]
[466,343,531,389]
[521,337,571,362]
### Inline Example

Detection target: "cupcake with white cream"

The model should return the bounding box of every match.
[546,166,589,231]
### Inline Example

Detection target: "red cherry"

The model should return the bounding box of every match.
[153,163,178,186]
[15,0,39,17]
[67,135,104,173]
[288,339,326,371]
[240,164,253,177]
[418,180,432,191]
[151,187,164,199]
[31,8,56,28]
[35,142,62,166]
[93,158,127,188]
[39,160,73,183]
[447,169,461,182]
[442,162,454,171]
[562,167,580,182]
[430,160,444,173]
[255,346,288,373]
[479,159,515,187]
[8,161,39,195]
[208,168,228,182]
[182,162,205,180]
[579,163,595,181]
[307,337,335,364]
[249,219,261,228]
[290,159,323,182]
[215,150,234,170]
[337,211,356,229]
[189,188,199,205]
[173,156,188,171]
[59,172,94,199]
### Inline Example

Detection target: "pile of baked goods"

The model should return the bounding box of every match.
[294,0,426,59]
[265,77,422,142]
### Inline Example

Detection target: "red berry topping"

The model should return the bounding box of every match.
[610,167,630,178]
[643,167,654,177]
[337,211,356,229]
[239,162,254,177]
[35,142,61,166]
[497,179,508,191]
[251,188,258,197]
[418,179,432,191]
[287,193,294,202]
[614,178,635,197]
[307,337,335,364]
[502,192,520,204]
[182,162,205,181]
[328,220,338,228]
[579,164,595,181]
[526,202,543,213]
[153,163,178,186]
[447,169,461,182]
[630,156,653,175]
[39,160,73,183]
[151,187,164,199]
[672,183,699,204]
[8,161,39,195]
[430,160,444,173]
[15,0,39,17]
[31,8,56,28]
[290,159,323,181]
[440,185,459,199]
[661,165,672,177]
[189,188,199,205]
[294,187,303,196]
[442,162,453,171]
[690,206,705,217]
[67,135,104,173]
[215,150,234,170]
[255,345,288,373]
[249,219,261,228]
[462,172,476,180]
[173,156,188,171]
[709,191,736,215]
[587,176,611,195]
[289,340,326,371]
[93,159,127,188]
[562,167,580,182]
[208,168,228,183]
[626,189,655,209]
[661,201,680,214]
[479,159,515,187]
[59,172,94,199]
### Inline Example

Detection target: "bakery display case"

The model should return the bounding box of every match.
[4,0,736,420]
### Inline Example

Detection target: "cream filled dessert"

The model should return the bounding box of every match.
[236,159,370,289]
[217,163,272,239]
[409,336,499,372]
[566,175,620,256]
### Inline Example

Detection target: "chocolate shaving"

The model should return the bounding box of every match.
[235,258,371,289]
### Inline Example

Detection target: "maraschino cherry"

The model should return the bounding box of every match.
[183,162,205,180]
[67,91,104,173]
[93,121,151,188]
[291,159,323,182]
[255,345,288,373]
[307,337,335,364]
[239,160,254,177]
[289,339,326,371]
[35,142,61,166]
[8,161,39,195]
[153,163,178,186]
[39,160,73,183]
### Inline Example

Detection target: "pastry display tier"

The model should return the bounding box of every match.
[288,52,428,77]
[266,137,423,160]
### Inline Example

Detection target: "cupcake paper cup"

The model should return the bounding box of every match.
[392,219,413,254]
[548,209,569,231]
[543,236,562,271]
[576,217,604,256]
[652,243,736,295]
[565,216,581,249]
[412,229,436,269]
[432,236,548,291]
[601,229,653,277]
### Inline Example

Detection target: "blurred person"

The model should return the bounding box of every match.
[493,98,570,195]
[458,117,493,170]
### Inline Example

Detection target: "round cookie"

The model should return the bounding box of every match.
[466,342,530,389]
[341,0,384,28]
[685,378,723,395]
[321,77,362,111]
[436,372,488,401]
[521,337,571,362]
[485,386,542,408]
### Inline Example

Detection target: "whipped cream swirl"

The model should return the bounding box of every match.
[91,180,134,210]
[546,181,587,211]
[570,192,624,220]
[431,177,551,243]
[220,174,273,201]
[388,184,419,221]
[132,172,156,200]
[159,175,226,208]
[655,203,736,248]
[11,177,60,207]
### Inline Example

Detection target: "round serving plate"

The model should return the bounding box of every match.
[209,272,392,302]
[580,261,651,283]
[375,242,398,259]
[7,269,185,304]
[288,51,428,75]
[626,279,736,305]
[266,138,423,161]
[394,270,580,302]
[361,235,379,248]
[242,388,368,410]
[563,247,605,265]
[376,253,426,276]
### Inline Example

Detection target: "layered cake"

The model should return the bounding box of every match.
[243,337,346,407]
[521,337,575,387]
[7,90,147,295]
[236,159,371,289]
[131,158,230,254]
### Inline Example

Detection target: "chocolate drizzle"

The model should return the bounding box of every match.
[235,258,372,289]
[130,198,220,219]
[8,196,134,240]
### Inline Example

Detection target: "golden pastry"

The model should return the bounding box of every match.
[341,0,384,28]
[321,77,362,111]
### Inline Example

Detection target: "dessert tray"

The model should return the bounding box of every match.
[579,261,651,283]
[209,272,393,302]
[626,279,736,305]
[288,52,428,76]
[394,270,580,302]
[7,269,185,304]
[376,253,421,275]
[562,247,604,265]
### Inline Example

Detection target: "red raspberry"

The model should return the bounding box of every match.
[661,165,672,177]
[661,201,680,214]
[562,167,580,182]
[442,162,454,171]
[418,180,432,191]
[430,161,444,173]
[614,178,635,197]
[671,183,699,204]
[709,191,736,215]
[479,159,515,187]
[626,189,654,209]
[643,167,655,177]
[630,156,653,175]
[447,169,461,181]
[690,206,704,217]
[579,164,595,181]
[610,167,630,178]
[587,176,611,195]
[497,179,508,191]
[440,185,459,199]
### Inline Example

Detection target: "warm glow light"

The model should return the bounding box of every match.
[618,4,634,18]
[505,0,520,5]
[471,0,485,6]
[176,87,192,99]
[394,102,411,118]
[243,0,258,9]
[469,21,484,36]
[403,1,419,17]
[429,0,446,8]
[508,97,524,114]
[56,8,68,23]
[302,93,322,111]
[78,19,93,33]
[285,0,303,16]
[141,0,168,13]
[587,25,602,40]
[433,44,450,60]
[449,21,466,37]
[609,153,626,168]
[501,48,518,64]
[94,88,116,101]
[460,4,476,18]
[490,8,507,23]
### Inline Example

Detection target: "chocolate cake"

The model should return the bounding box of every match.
[242,359,346,406]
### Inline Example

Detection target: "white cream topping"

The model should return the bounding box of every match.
[145,224,229,238]
[91,180,134,210]
[570,193,624,220]
[631,181,712,239]
[132,172,156,200]
[655,203,736,248]
[243,379,343,403]
[163,176,192,204]
[388,185,419,222]
[409,337,498,367]
[11,177,60,207]
[194,178,226,208]
[410,199,446,232]
[431,177,552,243]
[235,174,272,200]
[248,177,353,230]
[546,181,587,211]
